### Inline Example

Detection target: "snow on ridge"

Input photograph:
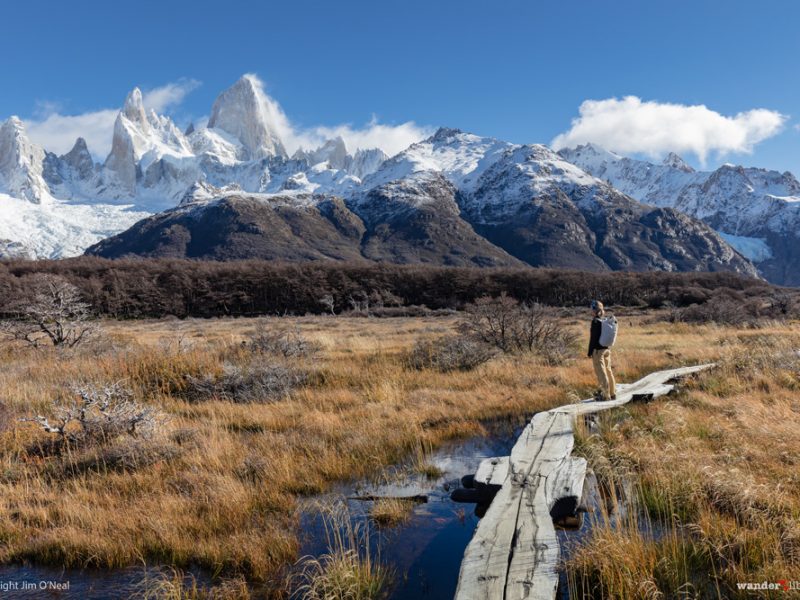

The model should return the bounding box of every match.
[717,232,773,262]
[0,192,148,258]
[559,142,800,247]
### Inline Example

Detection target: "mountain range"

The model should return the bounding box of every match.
[2,75,797,283]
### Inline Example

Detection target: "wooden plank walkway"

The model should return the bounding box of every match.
[455,363,714,600]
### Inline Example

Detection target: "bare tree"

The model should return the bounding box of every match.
[0,275,99,347]
[460,295,578,364]
[319,294,336,316]
[21,382,161,447]
[348,290,370,315]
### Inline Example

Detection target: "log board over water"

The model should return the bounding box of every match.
[455,363,714,600]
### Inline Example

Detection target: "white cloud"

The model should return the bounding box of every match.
[23,79,201,158]
[551,96,788,164]
[142,79,201,113]
[25,108,118,158]
[244,74,432,157]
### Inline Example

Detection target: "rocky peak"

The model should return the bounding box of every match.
[349,148,388,179]
[0,116,49,203]
[309,137,348,169]
[430,127,464,144]
[61,137,95,179]
[207,75,287,160]
[121,87,149,131]
[662,151,694,172]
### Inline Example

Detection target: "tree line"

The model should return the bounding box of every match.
[0,257,782,319]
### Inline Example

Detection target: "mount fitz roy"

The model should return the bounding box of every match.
[0,75,789,281]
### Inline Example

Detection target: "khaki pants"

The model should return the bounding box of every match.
[592,349,616,399]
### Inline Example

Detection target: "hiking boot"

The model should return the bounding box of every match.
[610,394,617,400]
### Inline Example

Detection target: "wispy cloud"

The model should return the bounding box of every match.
[24,79,201,158]
[552,96,788,164]
[142,78,201,113]
[243,74,432,157]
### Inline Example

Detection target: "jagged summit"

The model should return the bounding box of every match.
[121,87,149,129]
[61,137,95,178]
[207,75,287,160]
[662,151,694,172]
[430,127,464,142]
[308,137,348,169]
[0,116,49,203]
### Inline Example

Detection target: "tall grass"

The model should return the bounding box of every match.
[567,327,800,598]
[291,502,391,600]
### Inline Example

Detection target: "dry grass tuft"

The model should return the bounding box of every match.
[369,498,415,527]
[133,567,251,599]
[291,502,391,599]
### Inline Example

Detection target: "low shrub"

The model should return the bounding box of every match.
[22,382,164,453]
[183,362,307,403]
[407,335,495,372]
[247,325,319,359]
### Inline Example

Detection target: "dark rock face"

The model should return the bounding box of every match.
[470,189,606,271]
[356,173,524,267]
[86,184,524,268]
[85,195,367,261]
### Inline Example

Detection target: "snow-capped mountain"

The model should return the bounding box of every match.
[559,144,800,284]
[0,75,781,278]
[0,75,391,257]
[88,127,757,278]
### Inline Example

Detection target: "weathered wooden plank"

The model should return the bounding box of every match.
[455,363,714,600]
[505,474,559,600]
[545,456,587,519]
[475,456,509,487]
[455,411,563,600]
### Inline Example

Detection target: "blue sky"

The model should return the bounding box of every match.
[2,0,798,173]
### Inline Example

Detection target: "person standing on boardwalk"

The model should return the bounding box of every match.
[588,300,617,400]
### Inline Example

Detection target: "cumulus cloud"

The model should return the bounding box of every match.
[243,75,432,157]
[24,79,201,158]
[551,96,788,164]
[25,108,118,158]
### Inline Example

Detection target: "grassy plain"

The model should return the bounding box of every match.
[0,312,794,597]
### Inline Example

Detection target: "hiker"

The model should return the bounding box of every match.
[588,300,617,400]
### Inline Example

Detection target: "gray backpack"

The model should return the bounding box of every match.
[599,315,618,347]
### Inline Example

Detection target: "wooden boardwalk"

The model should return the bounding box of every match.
[455,363,714,600]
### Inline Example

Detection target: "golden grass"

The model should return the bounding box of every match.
[292,502,391,600]
[568,325,800,599]
[133,568,251,600]
[0,311,783,596]
[369,498,415,527]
